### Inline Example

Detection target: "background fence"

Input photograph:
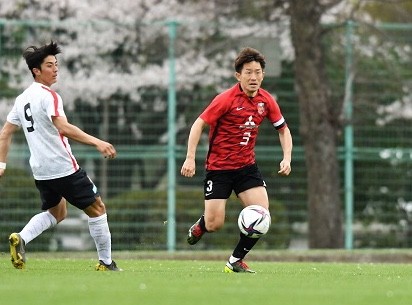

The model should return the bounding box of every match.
[1,19,412,252]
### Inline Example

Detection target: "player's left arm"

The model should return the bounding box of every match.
[264,93,292,176]
[52,116,117,159]
[0,122,19,177]
[277,126,292,176]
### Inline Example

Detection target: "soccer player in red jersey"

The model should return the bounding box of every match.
[181,47,292,273]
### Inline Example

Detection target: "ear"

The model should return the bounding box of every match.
[234,72,241,81]
[32,68,41,76]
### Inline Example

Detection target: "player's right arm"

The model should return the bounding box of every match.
[52,116,117,159]
[181,117,207,178]
[0,122,19,178]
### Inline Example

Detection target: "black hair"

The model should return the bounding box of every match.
[234,47,266,73]
[23,41,61,77]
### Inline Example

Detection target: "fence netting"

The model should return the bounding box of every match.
[0,20,412,251]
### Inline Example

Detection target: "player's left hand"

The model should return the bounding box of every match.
[97,140,117,159]
[278,159,291,176]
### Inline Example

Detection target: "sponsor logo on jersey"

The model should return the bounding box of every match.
[239,115,258,129]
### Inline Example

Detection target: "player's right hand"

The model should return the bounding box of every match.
[181,159,196,177]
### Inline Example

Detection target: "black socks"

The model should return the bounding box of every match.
[232,232,259,259]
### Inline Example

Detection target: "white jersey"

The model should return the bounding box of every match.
[7,82,79,180]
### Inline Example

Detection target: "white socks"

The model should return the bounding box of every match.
[18,211,112,265]
[19,211,57,244]
[88,213,112,265]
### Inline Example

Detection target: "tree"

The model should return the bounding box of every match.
[288,0,344,248]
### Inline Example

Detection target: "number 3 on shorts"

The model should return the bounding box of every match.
[206,180,213,192]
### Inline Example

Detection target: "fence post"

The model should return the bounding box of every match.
[166,20,178,252]
[344,20,355,250]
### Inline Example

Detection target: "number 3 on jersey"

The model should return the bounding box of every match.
[240,131,251,145]
[24,103,35,132]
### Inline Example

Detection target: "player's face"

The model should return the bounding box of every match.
[235,61,264,97]
[33,55,58,87]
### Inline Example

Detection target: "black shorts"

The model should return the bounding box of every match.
[35,168,100,210]
[203,163,266,200]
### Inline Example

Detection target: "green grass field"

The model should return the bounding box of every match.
[1,251,412,305]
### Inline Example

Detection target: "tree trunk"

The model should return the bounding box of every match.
[289,0,343,248]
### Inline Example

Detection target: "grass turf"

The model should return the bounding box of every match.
[1,252,412,305]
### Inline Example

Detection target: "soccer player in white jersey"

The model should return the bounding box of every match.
[0,41,121,271]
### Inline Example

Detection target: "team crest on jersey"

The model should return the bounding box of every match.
[257,102,265,115]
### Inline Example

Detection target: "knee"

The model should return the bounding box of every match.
[84,198,107,217]
[52,208,67,223]
[205,217,225,232]
[95,200,106,213]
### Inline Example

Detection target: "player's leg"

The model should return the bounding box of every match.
[187,170,232,245]
[238,187,269,210]
[18,198,63,244]
[83,198,120,271]
[9,207,61,269]
[62,168,121,271]
[187,198,226,244]
[225,164,269,273]
[9,182,62,269]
